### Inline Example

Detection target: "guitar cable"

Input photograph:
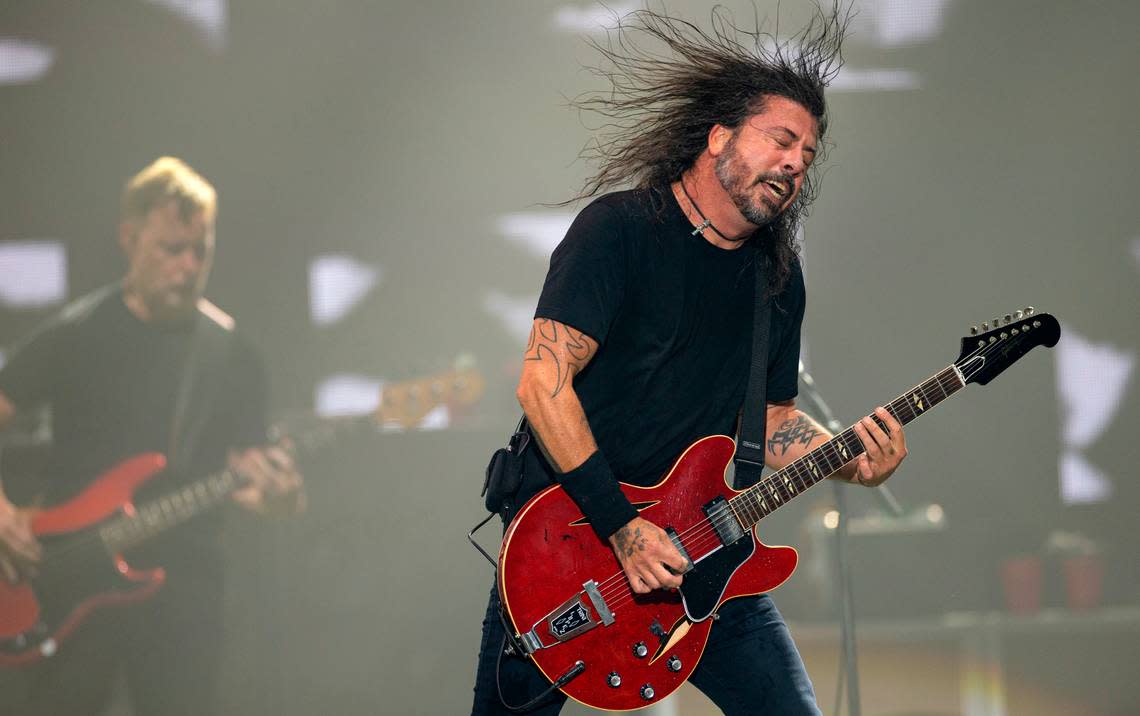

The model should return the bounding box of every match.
[494,610,586,712]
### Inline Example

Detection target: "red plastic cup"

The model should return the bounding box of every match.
[1000,555,1043,613]
[1062,554,1104,610]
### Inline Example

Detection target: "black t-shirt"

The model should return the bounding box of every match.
[519,188,805,503]
[0,286,267,568]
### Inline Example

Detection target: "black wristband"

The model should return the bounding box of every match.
[556,450,639,541]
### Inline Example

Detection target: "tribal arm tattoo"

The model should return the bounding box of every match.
[767,414,823,458]
[523,318,598,399]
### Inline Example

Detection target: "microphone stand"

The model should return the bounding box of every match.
[797,363,906,716]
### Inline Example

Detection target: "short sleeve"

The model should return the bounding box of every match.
[534,200,629,345]
[765,260,806,403]
[0,319,71,410]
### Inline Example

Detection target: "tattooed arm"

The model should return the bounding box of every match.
[517,318,686,593]
[516,318,601,472]
[765,400,907,487]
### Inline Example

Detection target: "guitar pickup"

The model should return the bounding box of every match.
[518,580,614,655]
[703,496,746,546]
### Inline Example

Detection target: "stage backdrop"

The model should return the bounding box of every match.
[1,1,1137,714]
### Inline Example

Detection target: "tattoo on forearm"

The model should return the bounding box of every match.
[523,319,595,399]
[767,415,821,457]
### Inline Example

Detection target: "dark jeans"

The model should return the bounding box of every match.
[471,585,821,715]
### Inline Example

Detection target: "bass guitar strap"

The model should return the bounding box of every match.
[167,301,234,474]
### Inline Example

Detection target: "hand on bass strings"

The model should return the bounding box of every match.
[229,439,306,517]
[608,516,689,594]
[0,493,40,584]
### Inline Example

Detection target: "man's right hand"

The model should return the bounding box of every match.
[0,496,41,584]
[608,516,689,594]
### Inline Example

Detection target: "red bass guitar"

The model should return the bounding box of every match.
[0,366,484,666]
[498,310,1059,711]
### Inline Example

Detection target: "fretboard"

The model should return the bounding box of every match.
[99,469,241,552]
[98,413,375,553]
[729,364,966,529]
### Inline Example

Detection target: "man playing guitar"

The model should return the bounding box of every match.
[470,8,907,715]
[0,157,303,715]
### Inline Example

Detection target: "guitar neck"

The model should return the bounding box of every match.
[98,413,375,553]
[99,468,242,552]
[730,364,967,528]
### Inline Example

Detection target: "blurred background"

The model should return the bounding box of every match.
[1,1,1137,714]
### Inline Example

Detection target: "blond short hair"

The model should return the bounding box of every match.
[121,156,217,224]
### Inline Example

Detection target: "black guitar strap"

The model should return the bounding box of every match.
[168,301,234,474]
[733,250,771,489]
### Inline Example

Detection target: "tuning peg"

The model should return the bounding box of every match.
[1024,306,1035,316]
[982,321,990,331]
[993,317,1001,329]
[1015,310,1024,320]
[1004,314,1013,324]
[970,325,979,335]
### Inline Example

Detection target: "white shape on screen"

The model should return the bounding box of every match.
[483,290,539,345]
[0,39,55,85]
[314,374,383,418]
[308,254,381,326]
[851,0,954,48]
[146,0,228,52]
[496,213,575,260]
[0,241,68,307]
[1059,451,1112,505]
[1055,326,1133,449]
[415,405,451,432]
[830,67,921,92]
[552,2,637,32]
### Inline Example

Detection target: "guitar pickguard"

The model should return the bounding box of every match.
[679,534,755,622]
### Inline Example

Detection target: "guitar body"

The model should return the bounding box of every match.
[499,435,798,711]
[0,453,168,666]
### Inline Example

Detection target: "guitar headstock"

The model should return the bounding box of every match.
[374,364,486,428]
[956,307,1060,386]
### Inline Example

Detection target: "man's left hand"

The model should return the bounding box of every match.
[849,406,907,487]
[229,441,306,516]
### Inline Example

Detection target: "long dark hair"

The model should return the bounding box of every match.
[568,3,851,293]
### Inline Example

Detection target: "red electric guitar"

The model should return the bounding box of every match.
[498,310,1059,711]
[0,366,484,666]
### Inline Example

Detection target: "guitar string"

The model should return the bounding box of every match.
[25,414,375,568]
[37,378,474,567]
[590,332,1022,608]
[595,361,970,606]
[596,365,960,603]
[24,331,1021,617]
[597,340,1011,611]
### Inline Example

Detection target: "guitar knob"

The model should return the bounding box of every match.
[982,322,990,331]
[633,641,649,658]
[666,655,682,672]
[607,672,622,688]
[1025,306,1035,315]
[1004,314,1012,324]
[970,325,979,335]
[1015,310,1024,320]
[640,684,656,701]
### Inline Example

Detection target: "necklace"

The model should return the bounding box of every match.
[678,178,729,241]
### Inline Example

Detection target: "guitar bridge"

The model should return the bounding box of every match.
[517,580,614,655]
